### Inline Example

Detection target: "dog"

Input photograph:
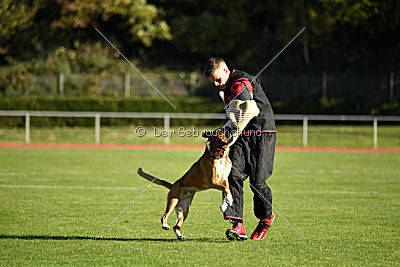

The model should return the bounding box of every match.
[137,129,233,241]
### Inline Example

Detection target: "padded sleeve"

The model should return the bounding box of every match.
[223,99,260,145]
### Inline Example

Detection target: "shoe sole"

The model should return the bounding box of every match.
[225,229,247,241]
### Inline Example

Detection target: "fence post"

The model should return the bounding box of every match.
[322,72,327,99]
[373,117,378,149]
[95,113,100,144]
[124,72,130,97]
[25,112,30,144]
[190,72,197,93]
[164,114,170,145]
[303,116,308,147]
[58,73,64,96]
[389,71,394,104]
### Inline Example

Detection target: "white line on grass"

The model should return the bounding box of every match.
[273,189,397,196]
[0,170,139,176]
[0,178,114,183]
[0,184,138,190]
[2,184,393,195]
[0,184,166,191]
[95,158,176,239]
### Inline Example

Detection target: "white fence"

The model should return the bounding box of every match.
[1,110,400,147]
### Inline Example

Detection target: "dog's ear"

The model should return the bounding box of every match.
[216,129,228,144]
[202,130,213,138]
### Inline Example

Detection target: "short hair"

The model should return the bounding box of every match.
[204,57,225,77]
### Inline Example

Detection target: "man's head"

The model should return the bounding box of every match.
[204,57,230,90]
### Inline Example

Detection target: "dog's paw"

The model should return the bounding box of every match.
[174,226,186,240]
[161,217,170,230]
[226,193,233,206]
[177,235,186,241]
[137,167,142,174]
[220,202,228,212]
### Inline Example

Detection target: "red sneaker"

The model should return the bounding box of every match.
[225,220,248,241]
[250,213,275,240]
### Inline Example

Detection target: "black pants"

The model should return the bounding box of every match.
[224,132,276,221]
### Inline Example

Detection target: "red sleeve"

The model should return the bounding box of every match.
[230,78,253,97]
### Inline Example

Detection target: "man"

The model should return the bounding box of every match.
[204,57,276,241]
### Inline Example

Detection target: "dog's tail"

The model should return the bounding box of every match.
[137,167,172,189]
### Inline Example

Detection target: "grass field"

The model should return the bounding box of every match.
[1,124,400,147]
[0,147,399,265]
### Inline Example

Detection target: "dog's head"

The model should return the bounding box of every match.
[202,129,229,158]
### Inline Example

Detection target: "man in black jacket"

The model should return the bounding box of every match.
[204,57,276,241]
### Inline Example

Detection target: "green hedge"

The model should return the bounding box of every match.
[0,96,224,127]
[1,96,399,128]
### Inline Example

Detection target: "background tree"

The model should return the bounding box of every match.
[0,0,42,55]
[1,0,399,73]
[0,0,171,63]
[53,0,171,47]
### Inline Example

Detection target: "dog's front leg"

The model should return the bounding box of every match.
[210,181,233,212]
[221,179,233,207]
[220,193,234,212]
[220,197,228,212]
[220,191,233,212]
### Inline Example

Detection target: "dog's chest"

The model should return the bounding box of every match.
[215,156,232,183]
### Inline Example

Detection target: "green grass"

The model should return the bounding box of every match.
[0,148,399,265]
[1,124,400,147]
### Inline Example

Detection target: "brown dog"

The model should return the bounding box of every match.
[137,130,233,240]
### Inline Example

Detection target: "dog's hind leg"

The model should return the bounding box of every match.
[173,207,185,241]
[161,192,179,230]
[173,195,194,241]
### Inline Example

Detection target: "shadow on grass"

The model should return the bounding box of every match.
[0,234,228,243]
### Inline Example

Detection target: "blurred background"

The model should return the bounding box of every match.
[0,0,399,147]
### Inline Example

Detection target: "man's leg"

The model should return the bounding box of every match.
[249,132,276,240]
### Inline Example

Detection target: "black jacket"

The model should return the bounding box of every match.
[223,69,276,131]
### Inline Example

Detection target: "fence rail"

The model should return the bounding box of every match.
[2,72,398,107]
[1,110,400,147]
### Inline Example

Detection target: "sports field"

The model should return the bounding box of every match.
[0,147,399,265]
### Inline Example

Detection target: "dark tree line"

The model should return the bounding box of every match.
[1,0,399,74]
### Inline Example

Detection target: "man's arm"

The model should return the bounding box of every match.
[223,79,259,144]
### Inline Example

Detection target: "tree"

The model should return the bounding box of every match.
[52,0,171,47]
[307,0,400,72]
[0,0,42,54]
